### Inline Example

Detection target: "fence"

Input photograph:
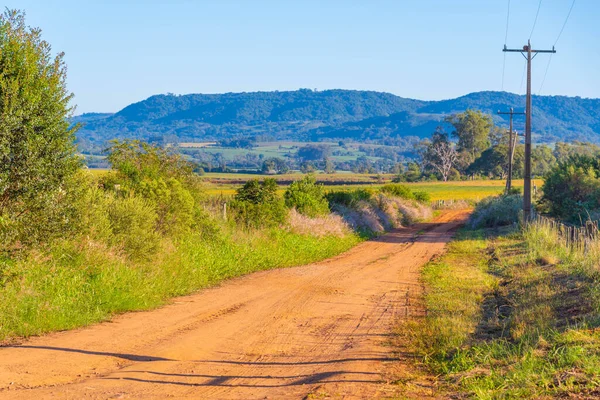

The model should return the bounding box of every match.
[530,215,600,254]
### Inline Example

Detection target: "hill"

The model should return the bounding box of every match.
[75,90,600,146]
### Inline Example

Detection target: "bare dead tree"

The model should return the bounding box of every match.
[423,134,458,182]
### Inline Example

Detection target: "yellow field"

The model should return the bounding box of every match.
[203,176,543,202]
[86,169,540,202]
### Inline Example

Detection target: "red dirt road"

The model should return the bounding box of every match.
[0,210,468,399]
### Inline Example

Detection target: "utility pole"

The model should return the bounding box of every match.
[498,108,525,193]
[503,41,555,222]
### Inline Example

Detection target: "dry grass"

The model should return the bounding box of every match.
[287,209,351,238]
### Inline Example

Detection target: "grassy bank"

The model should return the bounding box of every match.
[0,228,361,341]
[399,222,600,398]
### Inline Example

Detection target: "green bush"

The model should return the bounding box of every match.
[107,196,161,259]
[284,175,329,217]
[413,190,431,203]
[229,199,287,229]
[235,178,278,204]
[380,184,415,200]
[469,194,522,228]
[138,177,195,237]
[231,178,287,228]
[326,188,373,207]
[541,156,600,223]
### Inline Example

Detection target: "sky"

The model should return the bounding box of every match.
[7,0,599,114]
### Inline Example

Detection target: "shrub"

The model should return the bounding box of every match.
[380,184,415,200]
[229,199,287,229]
[541,156,600,223]
[469,194,522,228]
[235,178,278,204]
[413,190,431,203]
[326,188,373,207]
[231,178,286,228]
[107,196,161,259]
[284,175,329,217]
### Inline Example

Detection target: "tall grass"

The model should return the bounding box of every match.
[399,219,600,398]
[0,227,360,340]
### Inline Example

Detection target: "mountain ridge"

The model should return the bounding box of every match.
[74,89,600,146]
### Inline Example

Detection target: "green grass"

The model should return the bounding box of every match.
[398,223,600,398]
[0,228,361,341]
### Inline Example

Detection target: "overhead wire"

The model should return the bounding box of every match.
[529,0,543,40]
[538,0,576,94]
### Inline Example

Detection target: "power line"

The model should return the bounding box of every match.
[538,54,553,94]
[554,0,576,45]
[539,0,575,94]
[529,0,543,40]
[519,58,527,93]
[501,0,511,90]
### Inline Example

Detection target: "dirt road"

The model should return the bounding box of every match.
[0,210,468,399]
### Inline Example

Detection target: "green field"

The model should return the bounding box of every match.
[180,141,384,163]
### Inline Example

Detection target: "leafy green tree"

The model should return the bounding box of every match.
[0,10,81,249]
[297,144,330,161]
[405,162,422,182]
[553,141,600,163]
[261,157,289,174]
[532,145,557,177]
[445,110,493,169]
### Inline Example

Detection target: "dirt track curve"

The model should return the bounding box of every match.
[0,210,468,400]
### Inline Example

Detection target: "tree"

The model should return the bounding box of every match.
[422,128,458,182]
[445,110,493,169]
[323,157,335,174]
[261,157,289,174]
[0,10,81,248]
[297,144,331,161]
[532,145,557,177]
[467,142,525,179]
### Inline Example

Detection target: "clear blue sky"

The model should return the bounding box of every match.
[8,0,599,114]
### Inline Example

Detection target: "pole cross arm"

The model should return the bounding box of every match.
[503,44,556,53]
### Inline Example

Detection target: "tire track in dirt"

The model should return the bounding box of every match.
[0,210,468,399]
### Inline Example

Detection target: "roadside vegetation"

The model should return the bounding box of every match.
[398,185,600,398]
[0,11,436,341]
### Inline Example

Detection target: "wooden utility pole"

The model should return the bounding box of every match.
[498,108,525,193]
[503,41,555,221]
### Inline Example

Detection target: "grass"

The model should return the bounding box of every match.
[397,222,600,398]
[0,227,361,341]
[180,141,384,164]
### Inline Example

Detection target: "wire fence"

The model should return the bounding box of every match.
[530,215,600,254]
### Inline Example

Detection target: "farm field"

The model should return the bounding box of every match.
[179,141,387,162]
[203,172,543,201]
[86,169,542,201]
